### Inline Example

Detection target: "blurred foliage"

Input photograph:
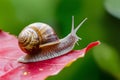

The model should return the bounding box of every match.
[0,0,120,80]
[93,43,120,80]
[105,0,120,19]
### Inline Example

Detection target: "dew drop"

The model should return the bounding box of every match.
[23,71,28,76]
[39,68,43,71]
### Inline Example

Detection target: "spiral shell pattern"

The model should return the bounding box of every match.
[18,23,59,54]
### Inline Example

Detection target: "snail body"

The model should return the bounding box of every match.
[18,16,87,63]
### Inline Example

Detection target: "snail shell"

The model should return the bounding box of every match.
[18,16,87,63]
[18,23,59,54]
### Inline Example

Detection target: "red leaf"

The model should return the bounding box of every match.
[0,31,100,80]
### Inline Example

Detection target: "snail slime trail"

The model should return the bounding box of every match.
[18,16,87,63]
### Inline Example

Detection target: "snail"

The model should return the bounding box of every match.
[18,16,87,63]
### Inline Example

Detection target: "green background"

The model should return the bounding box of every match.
[0,0,120,80]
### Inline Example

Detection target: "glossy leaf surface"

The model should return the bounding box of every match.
[0,30,100,80]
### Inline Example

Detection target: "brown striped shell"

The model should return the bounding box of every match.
[18,23,59,54]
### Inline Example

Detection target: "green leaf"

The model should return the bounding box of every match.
[93,43,120,79]
[104,0,120,19]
